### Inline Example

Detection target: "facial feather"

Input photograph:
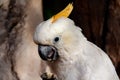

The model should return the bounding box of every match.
[34,17,85,45]
[34,17,87,57]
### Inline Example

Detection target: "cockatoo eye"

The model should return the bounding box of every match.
[54,37,60,43]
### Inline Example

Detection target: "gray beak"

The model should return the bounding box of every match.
[38,45,59,61]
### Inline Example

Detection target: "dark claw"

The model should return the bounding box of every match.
[41,73,57,80]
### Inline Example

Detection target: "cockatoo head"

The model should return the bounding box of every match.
[33,4,86,62]
[34,17,87,62]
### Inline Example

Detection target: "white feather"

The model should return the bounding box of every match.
[34,17,120,80]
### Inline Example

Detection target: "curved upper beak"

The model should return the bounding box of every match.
[38,45,59,61]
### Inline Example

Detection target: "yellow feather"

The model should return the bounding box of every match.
[51,3,73,23]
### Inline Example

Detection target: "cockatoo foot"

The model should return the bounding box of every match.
[41,72,57,80]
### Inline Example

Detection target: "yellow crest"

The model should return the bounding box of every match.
[51,3,73,23]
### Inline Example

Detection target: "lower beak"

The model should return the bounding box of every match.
[38,45,59,61]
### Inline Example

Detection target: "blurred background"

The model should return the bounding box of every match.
[0,0,120,79]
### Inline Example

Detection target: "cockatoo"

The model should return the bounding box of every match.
[33,3,120,80]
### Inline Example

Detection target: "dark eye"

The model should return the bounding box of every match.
[54,37,59,42]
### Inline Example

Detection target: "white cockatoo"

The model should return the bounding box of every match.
[33,3,120,80]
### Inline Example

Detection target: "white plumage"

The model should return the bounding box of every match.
[34,17,119,80]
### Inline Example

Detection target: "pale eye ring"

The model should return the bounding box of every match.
[54,37,59,42]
